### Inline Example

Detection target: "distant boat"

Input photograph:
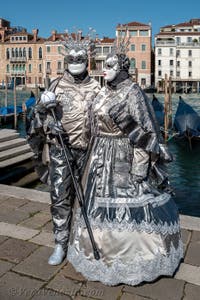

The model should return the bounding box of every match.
[151,94,164,127]
[0,92,36,125]
[173,96,200,148]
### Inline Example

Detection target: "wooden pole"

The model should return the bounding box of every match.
[164,74,169,142]
[5,75,8,108]
[13,77,17,129]
[168,76,172,129]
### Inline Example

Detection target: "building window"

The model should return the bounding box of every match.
[158,60,161,66]
[23,48,26,57]
[15,48,18,58]
[141,78,146,86]
[28,47,32,59]
[169,60,174,66]
[6,48,10,59]
[158,70,162,76]
[189,71,192,77]
[130,44,135,51]
[188,61,192,67]
[176,71,180,77]
[46,62,51,71]
[103,47,109,54]
[130,58,136,69]
[28,64,32,73]
[57,61,62,70]
[170,70,173,76]
[6,64,10,73]
[19,48,22,57]
[139,30,148,36]
[39,64,42,72]
[176,37,181,44]
[39,47,43,59]
[47,46,51,53]
[118,31,125,37]
[129,30,137,36]
[177,61,180,67]
[141,44,146,51]
[141,61,146,69]
[188,50,192,56]
[170,48,174,55]
[158,48,162,55]
[57,46,62,54]
[187,37,192,43]
[176,50,180,57]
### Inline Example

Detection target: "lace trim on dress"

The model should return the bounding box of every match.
[74,208,181,235]
[67,242,183,286]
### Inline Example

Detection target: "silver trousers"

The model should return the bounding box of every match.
[49,143,86,251]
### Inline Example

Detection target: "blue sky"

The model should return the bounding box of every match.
[1,0,200,40]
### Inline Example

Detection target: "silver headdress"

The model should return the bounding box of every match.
[111,26,131,56]
[60,27,98,57]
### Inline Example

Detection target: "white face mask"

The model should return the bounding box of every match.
[67,49,87,75]
[103,55,120,82]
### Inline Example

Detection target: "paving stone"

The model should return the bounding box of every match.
[124,277,185,300]
[0,238,38,263]
[30,231,54,248]
[20,212,51,229]
[19,201,50,214]
[121,293,150,300]
[185,241,200,266]
[61,262,86,282]
[181,229,191,245]
[0,184,50,204]
[0,197,29,208]
[31,288,72,300]
[0,235,8,244]
[13,246,65,281]
[0,205,31,224]
[183,283,200,300]
[47,273,82,297]
[74,296,95,300]
[191,231,200,242]
[80,281,122,300]
[0,222,39,240]
[0,260,14,277]
[175,263,200,286]
[0,271,43,300]
[180,215,200,232]
[42,220,53,232]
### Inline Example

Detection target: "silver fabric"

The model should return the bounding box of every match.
[27,70,100,251]
[67,79,183,286]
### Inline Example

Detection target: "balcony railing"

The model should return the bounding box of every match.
[46,68,52,74]
[57,69,64,74]
[10,57,27,63]
[10,70,26,76]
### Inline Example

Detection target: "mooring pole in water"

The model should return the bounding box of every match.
[4,75,8,108]
[164,74,172,142]
[13,76,17,129]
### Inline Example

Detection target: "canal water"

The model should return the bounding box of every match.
[0,90,200,217]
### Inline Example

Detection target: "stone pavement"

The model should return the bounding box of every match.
[0,184,199,300]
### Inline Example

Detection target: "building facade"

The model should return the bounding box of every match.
[155,19,200,93]
[116,22,152,87]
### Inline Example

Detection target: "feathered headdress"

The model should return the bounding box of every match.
[111,26,131,56]
[60,27,98,57]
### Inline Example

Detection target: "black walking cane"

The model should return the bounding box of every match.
[50,108,100,260]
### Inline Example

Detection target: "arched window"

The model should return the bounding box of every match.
[6,48,10,59]
[28,64,32,72]
[130,58,136,69]
[15,48,18,58]
[23,47,26,57]
[19,48,22,57]
[6,64,10,73]
[38,47,42,59]
[28,47,32,59]
[11,48,15,57]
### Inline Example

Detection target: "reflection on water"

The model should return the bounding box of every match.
[1,91,200,217]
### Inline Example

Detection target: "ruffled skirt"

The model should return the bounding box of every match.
[67,136,183,286]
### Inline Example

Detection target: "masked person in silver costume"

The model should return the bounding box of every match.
[27,30,100,265]
[67,43,183,285]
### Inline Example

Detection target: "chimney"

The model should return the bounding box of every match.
[51,30,57,41]
[0,30,5,42]
[32,29,38,42]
